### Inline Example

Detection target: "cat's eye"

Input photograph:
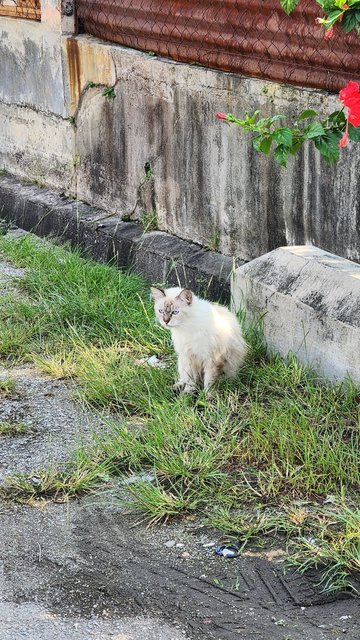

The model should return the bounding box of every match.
[159,308,164,314]
[172,310,179,315]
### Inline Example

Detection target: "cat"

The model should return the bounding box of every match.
[151,286,247,393]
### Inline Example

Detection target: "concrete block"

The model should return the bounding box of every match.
[232,245,360,383]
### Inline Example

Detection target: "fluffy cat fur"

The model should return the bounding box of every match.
[151,286,247,392]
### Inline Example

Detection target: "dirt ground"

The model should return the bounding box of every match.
[0,256,359,640]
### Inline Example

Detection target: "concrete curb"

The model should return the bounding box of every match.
[0,175,236,303]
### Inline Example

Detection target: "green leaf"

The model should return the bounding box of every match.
[279,0,301,14]
[268,115,286,124]
[252,135,273,155]
[274,127,293,147]
[252,136,262,152]
[289,138,304,155]
[341,9,360,32]
[297,109,318,121]
[324,8,344,26]
[314,133,340,163]
[274,144,289,167]
[304,122,326,139]
[316,0,334,8]
[260,136,273,155]
[348,123,360,141]
[256,117,274,131]
[328,110,346,126]
[246,110,260,125]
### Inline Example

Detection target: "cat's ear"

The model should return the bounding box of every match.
[150,286,166,301]
[177,289,193,305]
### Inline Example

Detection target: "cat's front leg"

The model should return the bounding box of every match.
[174,356,196,393]
[203,360,223,392]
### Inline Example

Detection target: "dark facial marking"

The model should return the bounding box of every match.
[162,301,176,324]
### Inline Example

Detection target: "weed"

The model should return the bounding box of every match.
[208,228,220,252]
[0,462,107,502]
[22,176,46,189]
[0,421,31,437]
[144,162,153,181]
[72,153,81,167]
[140,209,158,232]
[32,348,77,379]
[86,80,96,89]
[102,86,116,100]
[0,377,16,396]
[67,115,77,129]
[213,577,224,587]
[0,220,11,236]
[289,504,360,594]
[231,577,241,592]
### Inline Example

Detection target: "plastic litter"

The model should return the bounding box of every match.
[135,355,167,368]
[215,544,240,558]
[121,472,155,485]
[29,476,41,486]
[164,540,176,548]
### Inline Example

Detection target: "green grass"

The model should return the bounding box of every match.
[290,505,360,594]
[0,234,169,361]
[0,421,30,437]
[0,376,16,396]
[0,232,359,594]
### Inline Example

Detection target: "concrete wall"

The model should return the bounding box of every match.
[0,1,76,188]
[0,8,359,263]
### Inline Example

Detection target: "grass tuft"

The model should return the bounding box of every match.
[0,376,16,396]
[0,421,31,437]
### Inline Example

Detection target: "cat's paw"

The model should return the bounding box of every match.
[173,381,185,393]
[182,383,196,394]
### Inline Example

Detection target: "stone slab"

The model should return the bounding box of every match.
[232,245,360,383]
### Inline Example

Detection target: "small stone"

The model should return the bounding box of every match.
[164,540,176,548]
[180,551,190,559]
[176,543,185,548]
[203,542,215,548]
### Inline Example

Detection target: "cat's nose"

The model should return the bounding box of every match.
[163,317,170,324]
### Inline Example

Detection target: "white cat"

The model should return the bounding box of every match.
[151,286,247,393]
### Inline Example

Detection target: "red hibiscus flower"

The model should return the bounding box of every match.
[215,112,227,120]
[338,81,360,147]
[325,25,334,39]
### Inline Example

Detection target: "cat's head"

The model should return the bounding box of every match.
[151,287,193,328]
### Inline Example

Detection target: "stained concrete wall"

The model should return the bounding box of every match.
[0,11,359,263]
[0,1,75,189]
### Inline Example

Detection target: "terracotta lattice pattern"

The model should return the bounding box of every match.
[76,0,360,92]
[0,0,40,20]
